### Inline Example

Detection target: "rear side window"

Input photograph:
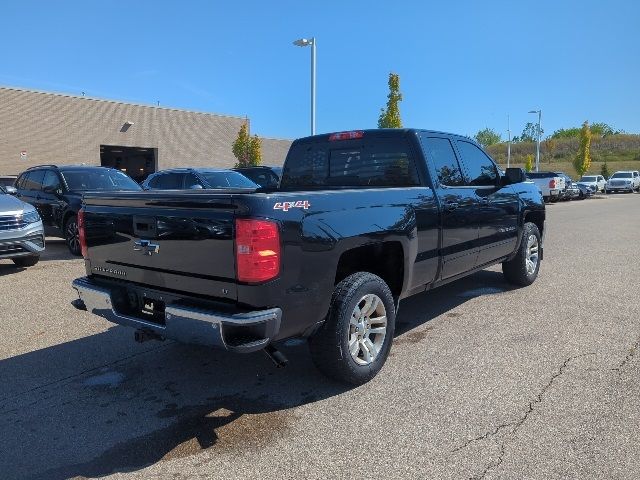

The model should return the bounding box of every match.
[42,170,62,191]
[281,138,419,189]
[456,141,498,187]
[419,136,464,187]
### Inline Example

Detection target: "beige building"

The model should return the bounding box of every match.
[0,86,291,181]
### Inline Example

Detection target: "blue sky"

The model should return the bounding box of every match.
[1,0,638,140]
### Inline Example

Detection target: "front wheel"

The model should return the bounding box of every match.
[502,222,541,287]
[65,215,81,256]
[309,272,396,385]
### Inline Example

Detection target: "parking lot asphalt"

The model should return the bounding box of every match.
[1,194,639,480]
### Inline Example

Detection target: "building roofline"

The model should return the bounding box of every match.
[0,84,247,121]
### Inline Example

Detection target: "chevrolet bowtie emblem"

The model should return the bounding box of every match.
[133,239,160,256]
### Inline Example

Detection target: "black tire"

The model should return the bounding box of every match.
[308,272,396,385]
[502,222,541,287]
[12,255,40,267]
[65,215,81,256]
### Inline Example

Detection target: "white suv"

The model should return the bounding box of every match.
[577,174,606,193]
[606,171,640,193]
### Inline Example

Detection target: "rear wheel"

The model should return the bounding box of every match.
[65,215,81,256]
[12,255,40,267]
[309,272,395,385]
[502,222,541,287]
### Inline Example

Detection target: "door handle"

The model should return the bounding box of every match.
[480,198,490,205]
[445,202,459,211]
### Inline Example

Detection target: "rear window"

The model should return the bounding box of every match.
[281,138,419,189]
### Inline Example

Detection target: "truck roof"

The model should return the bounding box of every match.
[292,128,475,145]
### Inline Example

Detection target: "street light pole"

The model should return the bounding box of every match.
[529,109,542,172]
[507,114,511,169]
[293,37,316,135]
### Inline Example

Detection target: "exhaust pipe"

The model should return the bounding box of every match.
[264,344,288,368]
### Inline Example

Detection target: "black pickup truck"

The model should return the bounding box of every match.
[72,129,545,385]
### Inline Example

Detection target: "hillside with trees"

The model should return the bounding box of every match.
[481,122,640,178]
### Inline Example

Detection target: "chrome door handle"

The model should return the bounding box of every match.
[445,202,459,211]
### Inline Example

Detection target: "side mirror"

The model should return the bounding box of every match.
[5,186,17,195]
[503,167,526,185]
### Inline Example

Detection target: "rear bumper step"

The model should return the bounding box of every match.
[72,277,281,353]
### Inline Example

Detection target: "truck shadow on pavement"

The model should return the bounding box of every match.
[0,269,515,480]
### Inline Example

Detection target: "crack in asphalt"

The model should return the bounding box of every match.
[0,341,174,412]
[611,336,640,374]
[453,353,595,479]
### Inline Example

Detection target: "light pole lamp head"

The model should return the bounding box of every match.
[528,110,541,114]
[293,38,314,47]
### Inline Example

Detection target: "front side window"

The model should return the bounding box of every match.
[419,135,464,187]
[23,170,45,191]
[456,141,498,187]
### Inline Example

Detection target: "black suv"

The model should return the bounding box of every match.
[141,168,258,190]
[232,166,282,188]
[15,165,141,255]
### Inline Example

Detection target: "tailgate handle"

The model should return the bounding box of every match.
[133,216,157,238]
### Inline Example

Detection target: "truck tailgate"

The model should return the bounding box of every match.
[82,191,239,300]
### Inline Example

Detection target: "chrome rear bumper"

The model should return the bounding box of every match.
[72,277,281,353]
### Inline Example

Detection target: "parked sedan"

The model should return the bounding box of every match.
[0,175,17,195]
[0,184,45,267]
[142,168,259,190]
[605,171,640,193]
[577,174,606,193]
[554,172,580,200]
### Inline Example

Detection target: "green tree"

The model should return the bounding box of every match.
[378,73,403,128]
[232,122,262,167]
[520,122,544,142]
[551,127,581,139]
[524,154,534,172]
[573,121,592,176]
[474,128,501,147]
[600,160,610,179]
[590,122,614,137]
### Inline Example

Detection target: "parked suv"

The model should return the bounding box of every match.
[0,184,45,267]
[15,165,141,255]
[605,171,640,193]
[142,168,259,190]
[233,166,282,188]
[577,174,606,193]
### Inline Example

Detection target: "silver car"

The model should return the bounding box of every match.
[0,185,45,267]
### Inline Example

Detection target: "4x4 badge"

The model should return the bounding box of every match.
[274,200,311,211]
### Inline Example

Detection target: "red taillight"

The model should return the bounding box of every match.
[549,179,556,188]
[78,208,88,258]
[328,130,364,141]
[235,219,280,283]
